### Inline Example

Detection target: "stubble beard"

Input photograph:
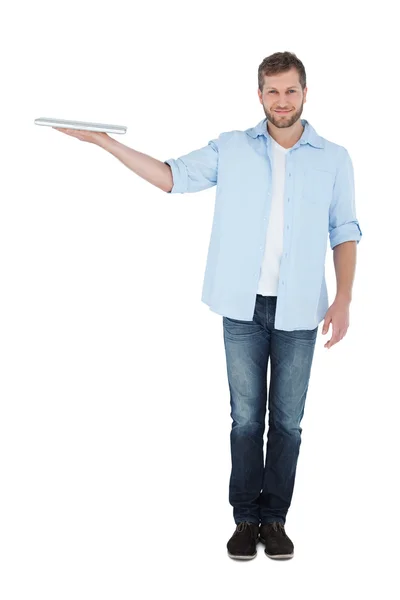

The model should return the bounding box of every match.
[264,103,304,129]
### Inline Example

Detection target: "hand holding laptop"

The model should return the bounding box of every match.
[34,117,127,145]
[52,127,110,145]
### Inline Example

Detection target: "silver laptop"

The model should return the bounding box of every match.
[34,117,127,134]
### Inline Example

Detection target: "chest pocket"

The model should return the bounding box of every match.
[302,168,334,206]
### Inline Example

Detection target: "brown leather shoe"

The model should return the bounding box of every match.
[227,521,260,560]
[259,522,294,559]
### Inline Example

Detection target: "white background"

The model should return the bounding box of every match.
[1,1,399,598]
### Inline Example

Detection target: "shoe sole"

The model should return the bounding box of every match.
[259,536,294,560]
[227,551,257,560]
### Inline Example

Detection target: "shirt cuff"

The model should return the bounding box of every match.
[330,221,362,249]
[164,158,188,194]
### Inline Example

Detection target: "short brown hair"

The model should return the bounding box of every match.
[258,51,306,93]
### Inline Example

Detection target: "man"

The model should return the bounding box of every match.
[53,51,362,561]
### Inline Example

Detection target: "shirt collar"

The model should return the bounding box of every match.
[246,117,324,149]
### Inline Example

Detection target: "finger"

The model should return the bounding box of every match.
[332,327,347,344]
[53,127,71,134]
[325,329,342,349]
[322,319,331,335]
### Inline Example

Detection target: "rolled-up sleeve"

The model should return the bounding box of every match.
[329,148,363,249]
[164,139,219,193]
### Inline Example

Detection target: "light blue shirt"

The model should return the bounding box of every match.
[164,117,362,331]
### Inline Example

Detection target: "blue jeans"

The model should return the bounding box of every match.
[222,295,318,525]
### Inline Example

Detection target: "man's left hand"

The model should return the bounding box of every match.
[322,298,350,349]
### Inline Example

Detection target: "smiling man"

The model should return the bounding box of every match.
[53,51,362,562]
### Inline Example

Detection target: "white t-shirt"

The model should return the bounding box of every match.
[257,136,291,297]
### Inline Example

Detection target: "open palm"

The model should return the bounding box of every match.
[52,127,110,145]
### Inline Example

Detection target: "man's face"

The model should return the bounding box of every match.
[258,68,307,129]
